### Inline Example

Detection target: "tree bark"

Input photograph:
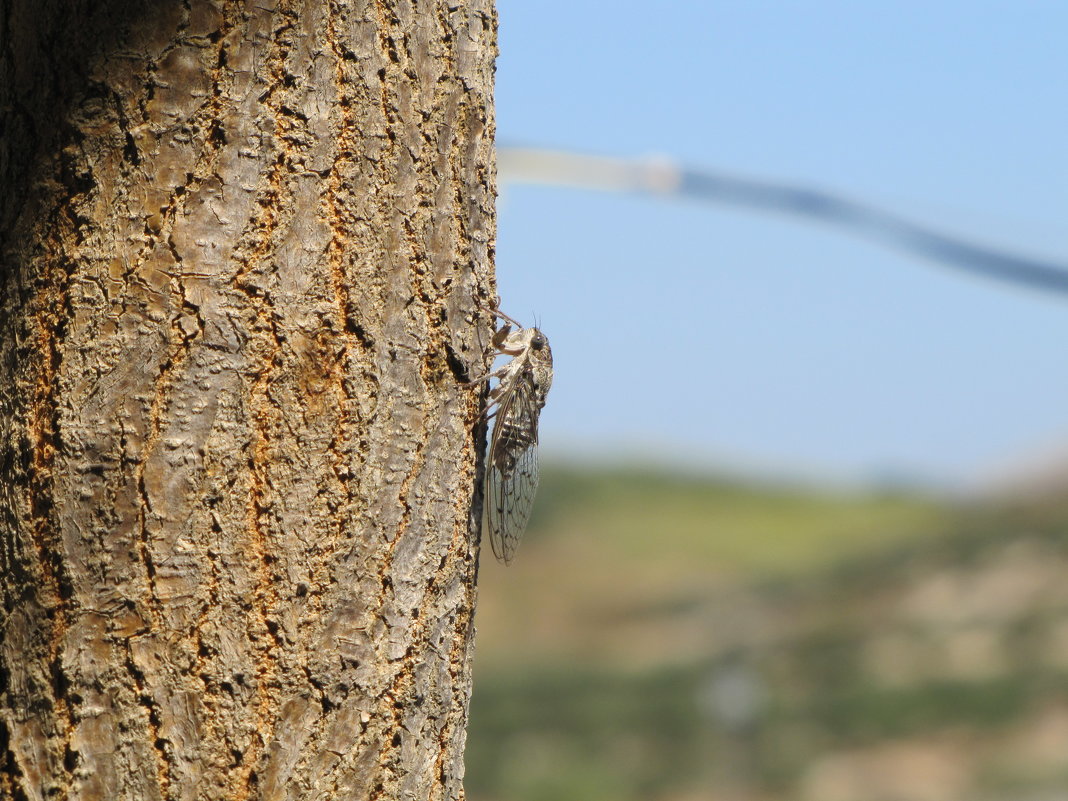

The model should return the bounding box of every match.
[0,1,496,799]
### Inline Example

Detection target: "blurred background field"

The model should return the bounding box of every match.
[467,466,1068,801]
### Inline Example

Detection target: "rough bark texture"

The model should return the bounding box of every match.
[0,1,496,799]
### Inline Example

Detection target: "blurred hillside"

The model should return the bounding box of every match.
[467,466,1068,801]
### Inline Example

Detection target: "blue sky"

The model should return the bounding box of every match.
[492,2,1068,488]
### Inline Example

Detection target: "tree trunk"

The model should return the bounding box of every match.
[0,1,496,799]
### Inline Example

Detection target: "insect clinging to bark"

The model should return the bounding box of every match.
[470,308,553,565]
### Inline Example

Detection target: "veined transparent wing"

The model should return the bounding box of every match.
[484,369,541,564]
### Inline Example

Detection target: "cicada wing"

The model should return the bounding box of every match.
[484,372,541,564]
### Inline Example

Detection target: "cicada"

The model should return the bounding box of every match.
[471,309,554,564]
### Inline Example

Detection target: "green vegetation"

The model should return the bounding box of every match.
[529,465,950,574]
[467,464,1068,801]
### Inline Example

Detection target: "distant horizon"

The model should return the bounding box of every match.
[537,432,1068,498]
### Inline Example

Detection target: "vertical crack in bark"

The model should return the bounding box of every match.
[356,419,434,801]
[231,163,286,800]
[432,559,479,798]
[125,253,203,799]
[322,0,368,589]
[362,5,448,793]
[122,641,171,798]
[164,11,244,783]
[189,511,224,772]
[314,8,450,781]
[22,186,88,801]
[258,7,391,790]
[372,0,400,144]
[117,6,228,791]
[228,6,300,796]
[110,5,236,794]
